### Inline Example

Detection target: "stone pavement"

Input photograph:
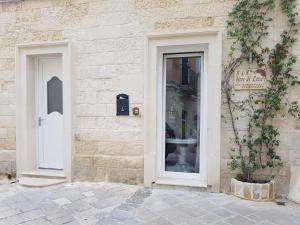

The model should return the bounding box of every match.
[0,182,299,225]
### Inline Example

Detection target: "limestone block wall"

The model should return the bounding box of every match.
[0,0,298,195]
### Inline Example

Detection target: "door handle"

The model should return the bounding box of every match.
[38,117,43,126]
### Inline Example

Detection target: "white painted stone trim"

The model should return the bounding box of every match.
[289,164,300,203]
[296,0,300,24]
[144,30,222,191]
[16,41,73,182]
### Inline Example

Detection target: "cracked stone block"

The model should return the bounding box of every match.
[53,198,72,206]
[20,209,44,220]
[82,191,95,197]
[252,184,261,200]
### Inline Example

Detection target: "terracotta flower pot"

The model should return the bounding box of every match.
[231,178,275,201]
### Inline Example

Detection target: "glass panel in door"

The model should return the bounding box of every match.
[164,55,201,173]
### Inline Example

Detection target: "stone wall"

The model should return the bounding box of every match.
[0,0,299,195]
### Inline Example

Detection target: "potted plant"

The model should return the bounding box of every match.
[223,0,300,201]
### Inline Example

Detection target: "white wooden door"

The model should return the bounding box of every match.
[37,57,64,169]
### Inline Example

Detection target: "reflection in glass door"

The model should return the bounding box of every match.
[164,54,202,174]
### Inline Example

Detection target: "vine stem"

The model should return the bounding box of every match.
[259,95,268,166]
[225,88,244,167]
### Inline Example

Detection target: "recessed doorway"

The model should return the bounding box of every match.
[145,32,222,191]
[16,42,72,183]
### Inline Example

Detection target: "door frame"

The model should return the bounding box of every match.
[16,41,73,181]
[157,52,207,182]
[144,30,222,190]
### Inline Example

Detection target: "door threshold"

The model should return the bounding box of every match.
[155,178,207,188]
[19,177,66,188]
[21,169,66,179]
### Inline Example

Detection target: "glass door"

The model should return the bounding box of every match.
[159,53,204,181]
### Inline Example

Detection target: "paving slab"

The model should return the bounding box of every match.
[0,182,299,225]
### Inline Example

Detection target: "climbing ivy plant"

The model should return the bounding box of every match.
[223,0,300,182]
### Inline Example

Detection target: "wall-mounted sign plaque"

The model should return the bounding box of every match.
[234,69,267,90]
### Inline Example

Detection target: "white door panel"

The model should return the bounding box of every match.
[37,57,64,169]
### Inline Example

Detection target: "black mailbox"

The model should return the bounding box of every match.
[116,94,129,116]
